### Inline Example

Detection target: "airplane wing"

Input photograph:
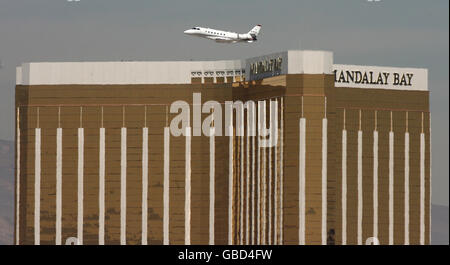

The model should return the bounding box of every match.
[206,36,235,43]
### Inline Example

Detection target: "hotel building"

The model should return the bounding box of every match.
[15,50,430,245]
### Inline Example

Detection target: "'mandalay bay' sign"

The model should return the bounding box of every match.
[333,64,428,91]
[335,69,413,86]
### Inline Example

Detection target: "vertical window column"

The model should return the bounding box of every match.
[341,109,347,245]
[34,108,41,245]
[99,107,105,245]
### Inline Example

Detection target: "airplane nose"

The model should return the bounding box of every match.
[184,30,191,34]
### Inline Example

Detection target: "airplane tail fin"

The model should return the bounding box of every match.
[248,25,262,36]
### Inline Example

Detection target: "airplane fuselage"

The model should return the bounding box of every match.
[184,26,260,43]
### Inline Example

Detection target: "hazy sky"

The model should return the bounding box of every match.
[0,0,448,205]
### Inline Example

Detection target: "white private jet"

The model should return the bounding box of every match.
[184,25,261,43]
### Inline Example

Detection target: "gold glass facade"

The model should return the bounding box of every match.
[15,69,430,245]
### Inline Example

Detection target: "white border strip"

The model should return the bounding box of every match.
[420,132,425,245]
[389,131,394,245]
[209,128,215,245]
[373,130,378,240]
[77,128,84,245]
[280,98,284,245]
[274,117,278,246]
[404,132,410,245]
[99,127,105,245]
[322,119,328,245]
[256,124,261,245]
[341,129,347,245]
[120,128,127,245]
[357,130,363,245]
[56,128,62,245]
[268,136,272,245]
[246,121,250,245]
[251,128,256,245]
[261,110,267,245]
[142,127,148,245]
[34,128,41,245]
[185,127,191,245]
[240,129,244,245]
[299,118,306,245]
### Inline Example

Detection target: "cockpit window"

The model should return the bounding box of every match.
[191,27,200,30]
